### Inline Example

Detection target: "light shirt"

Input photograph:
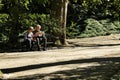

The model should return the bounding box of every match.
[25,32,33,40]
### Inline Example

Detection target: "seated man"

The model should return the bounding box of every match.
[33,24,47,51]
[24,26,34,50]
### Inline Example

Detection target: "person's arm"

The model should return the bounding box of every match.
[42,31,46,36]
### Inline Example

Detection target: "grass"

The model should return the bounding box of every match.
[0,70,3,74]
[0,70,3,78]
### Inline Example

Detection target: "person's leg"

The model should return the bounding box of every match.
[27,39,33,51]
[36,38,40,51]
[25,39,31,50]
[23,39,29,51]
[42,36,47,51]
[30,40,34,51]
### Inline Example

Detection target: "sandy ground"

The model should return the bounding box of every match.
[0,34,120,79]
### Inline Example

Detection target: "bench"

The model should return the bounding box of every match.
[18,34,55,51]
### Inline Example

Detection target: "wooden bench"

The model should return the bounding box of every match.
[18,34,55,51]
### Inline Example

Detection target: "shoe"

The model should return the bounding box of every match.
[38,48,41,51]
[29,48,33,51]
[43,48,47,51]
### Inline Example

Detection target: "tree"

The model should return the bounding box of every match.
[51,0,69,45]
[28,0,50,14]
[62,0,69,45]
[1,0,30,47]
[0,0,3,10]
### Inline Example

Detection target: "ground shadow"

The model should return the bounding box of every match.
[1,57,120,80]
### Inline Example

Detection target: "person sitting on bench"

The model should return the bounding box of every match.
[33,24,47,51]
[24,26,34,50]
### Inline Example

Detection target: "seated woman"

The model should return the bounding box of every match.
[24,26,34,50]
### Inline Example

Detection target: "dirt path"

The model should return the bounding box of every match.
[0,34,120,79]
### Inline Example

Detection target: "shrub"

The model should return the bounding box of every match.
[78,18,105,38]
[0,14,9,42]
[113,21,120,33]
[19,14,61,39]
[99,19,119,35]
[77,18,120,38]
[66,21,79,38]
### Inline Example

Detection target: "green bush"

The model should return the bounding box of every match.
[113,21,120,33]
[99,19,119,35]
[78,18,105,38]
[0,14,9,42]
[0,14,8,24]
[67,21,79,38]
[77,18,120,38]
[19,14,61,38]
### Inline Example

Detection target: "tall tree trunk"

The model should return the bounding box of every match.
[61,0,68,45]
[51,0,69,45]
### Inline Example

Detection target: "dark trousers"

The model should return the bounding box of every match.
[36,36,47,50]
[24,39,33,50]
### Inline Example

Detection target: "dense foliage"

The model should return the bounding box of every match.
[0,0,120,50]
[67,0,120,38]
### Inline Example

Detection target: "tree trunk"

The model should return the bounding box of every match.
[61,0,68,45]
[51,0,69,45]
